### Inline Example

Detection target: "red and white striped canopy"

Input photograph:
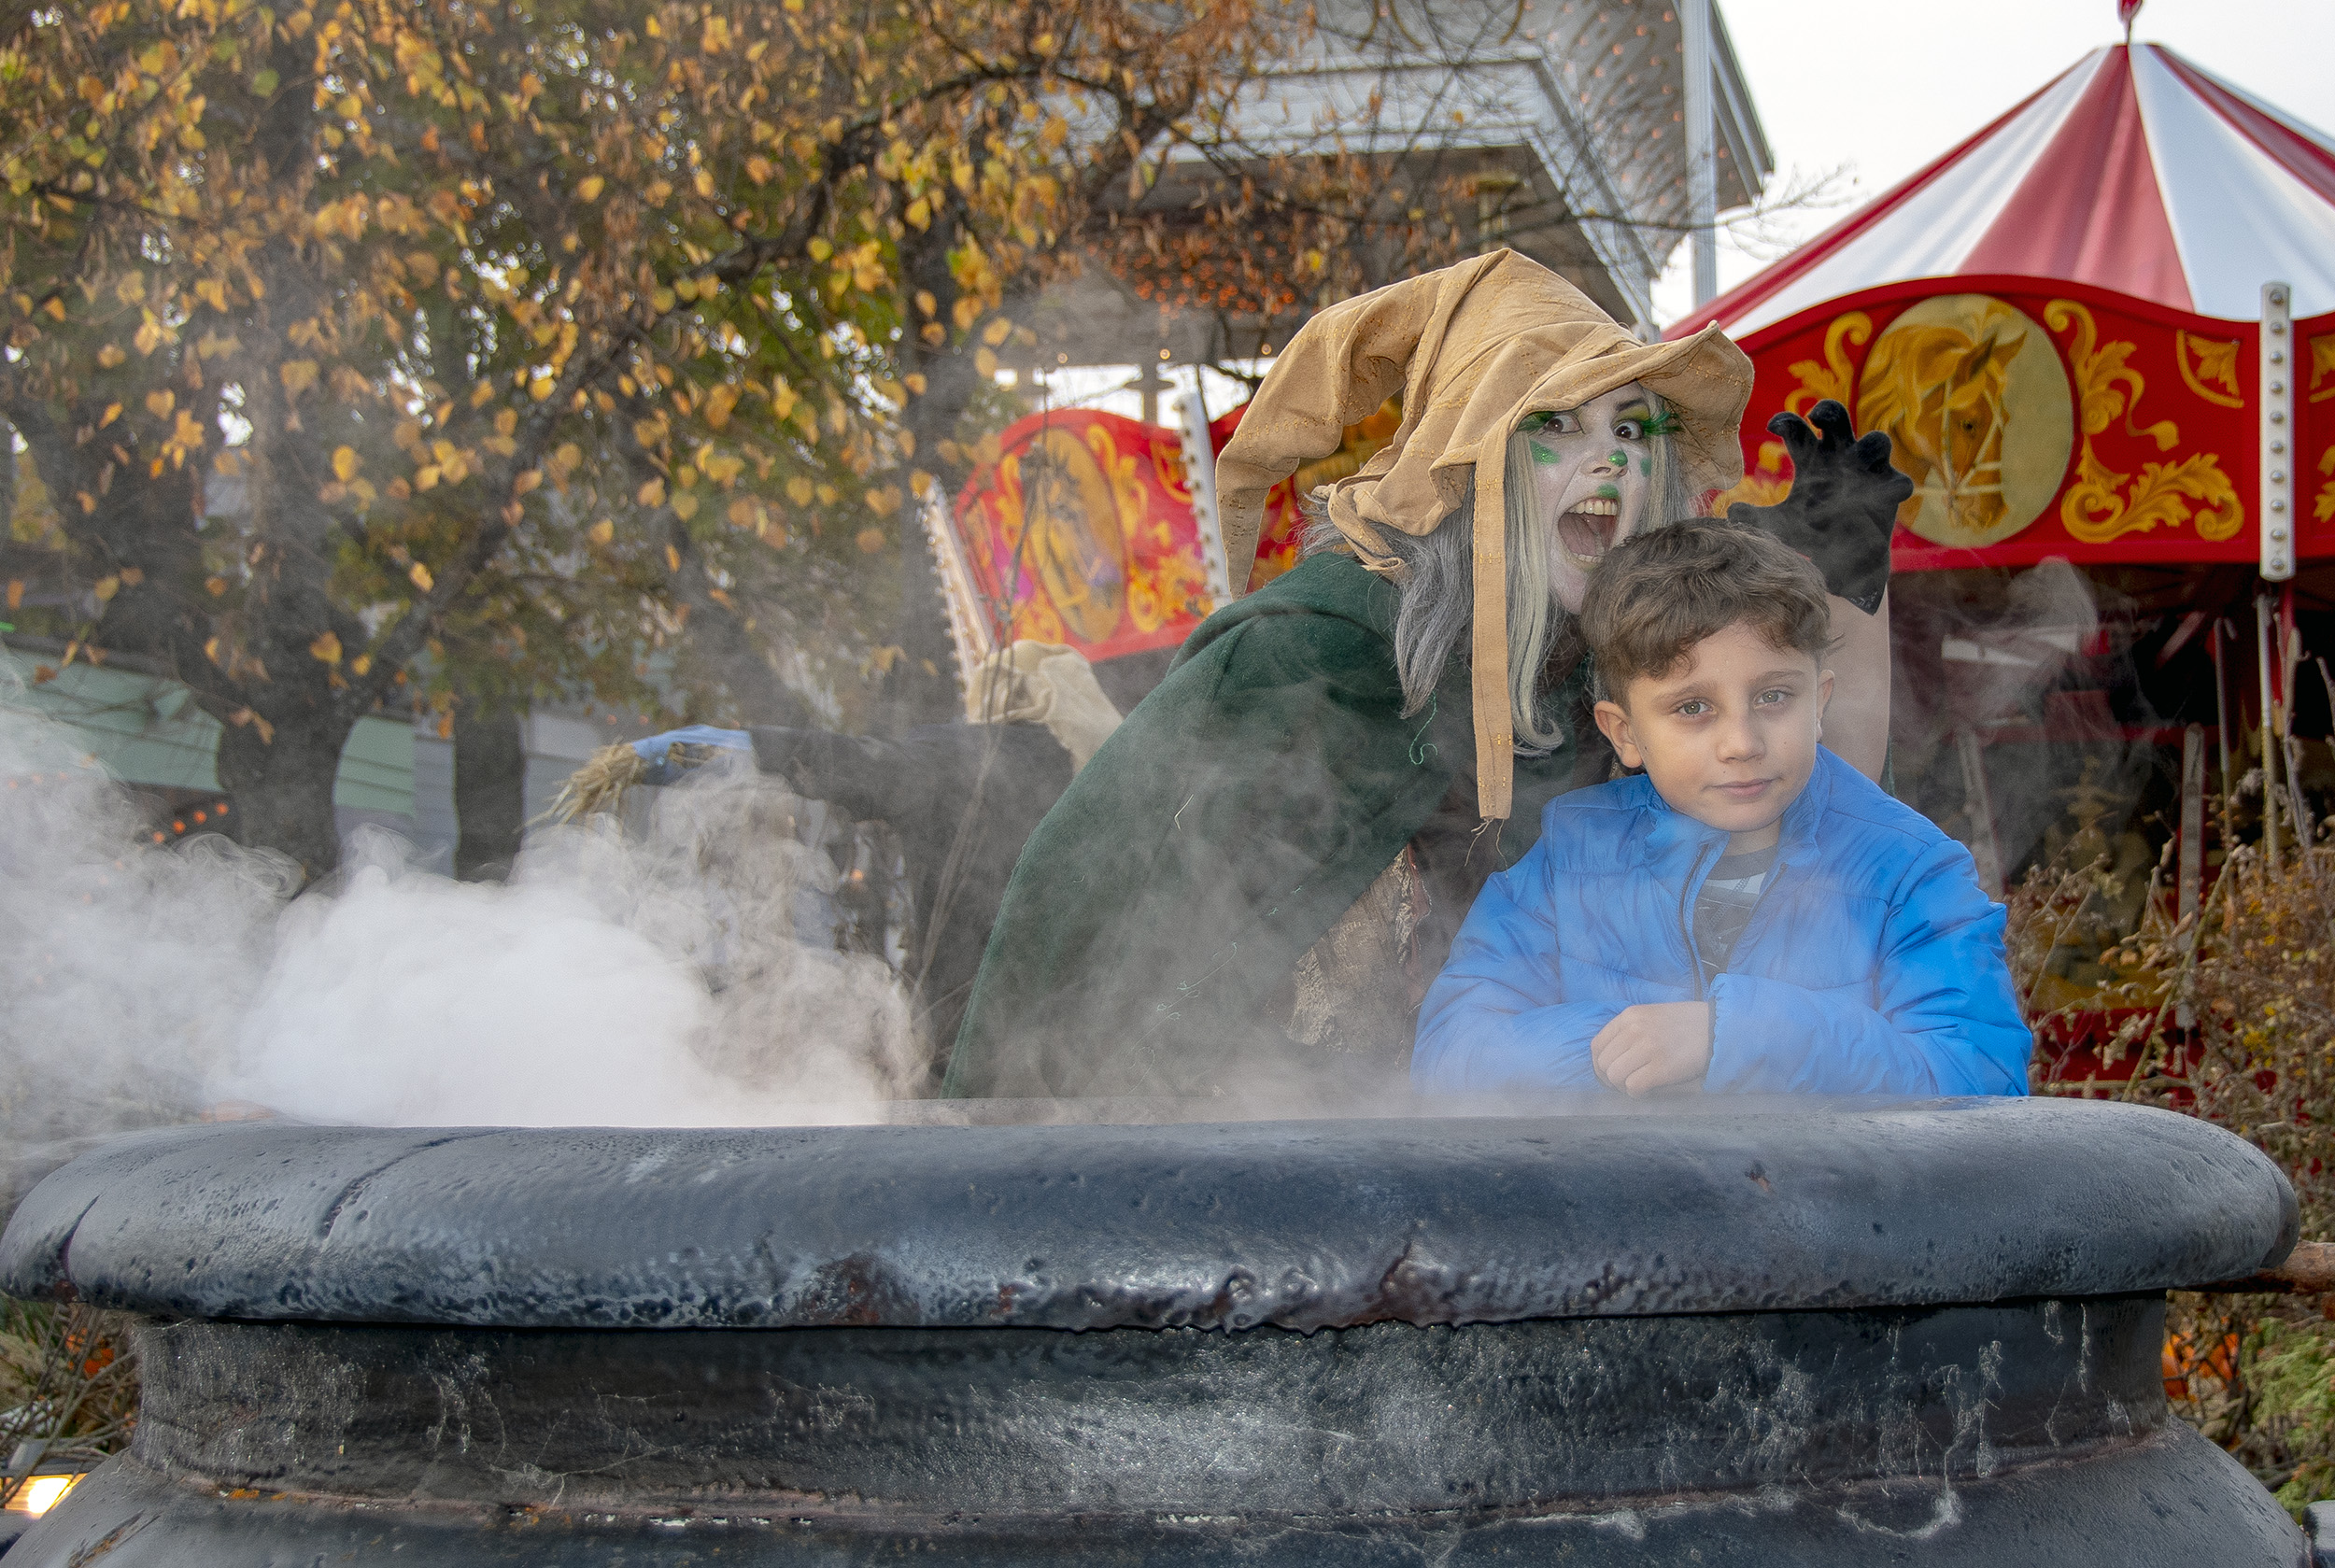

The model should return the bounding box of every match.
[1686,43,2335,337]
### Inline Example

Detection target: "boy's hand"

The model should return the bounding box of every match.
[1591,1003,1714,1096]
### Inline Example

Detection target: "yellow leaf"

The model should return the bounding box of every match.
[855,528,886,554]
[415,466,441,491]
[637,477,666,507]
[409,561,434,591]
[93,574,120,601]
[120,568,144,586]
[981,318,1013,347]
[672,491,700,520]
[785,476,815,506]
[905,197,930,232]
[331,445,360,481]
[280,360,318,395]
[494,408,518,436]
[309,630,342,665]
[97,343,126,368]
[578,176,605,201]
[145,388,175,417]
[100,403,121,427]
[974,346,999,378]
[205,575,228,596]
[587,518,615,545]
[904,374,927,395]
[513,469,542,495]
[664,543,681,572]
[350,654,372,676]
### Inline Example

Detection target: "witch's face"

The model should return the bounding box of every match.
[1524,381,1671,613]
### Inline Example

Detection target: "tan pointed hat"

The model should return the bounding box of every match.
[1214,249,1752,821]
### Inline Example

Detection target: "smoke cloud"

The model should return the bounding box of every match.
[1,692,916,1154]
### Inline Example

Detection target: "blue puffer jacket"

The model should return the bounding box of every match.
[1412,748,2031,1097]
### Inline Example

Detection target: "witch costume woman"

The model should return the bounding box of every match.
[941,249,1908,1100]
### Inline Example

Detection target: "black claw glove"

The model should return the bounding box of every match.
[1726,400,1910,615]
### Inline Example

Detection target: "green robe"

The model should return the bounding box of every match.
[941,552,1596,1099]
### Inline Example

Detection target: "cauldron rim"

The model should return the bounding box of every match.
[0,1097,2296,1333]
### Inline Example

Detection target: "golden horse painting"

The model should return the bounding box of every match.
[1853,295,2074,549]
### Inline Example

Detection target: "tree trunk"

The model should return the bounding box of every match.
[889,519,959,728]
[215,709,349,883]
[453,699,527,883]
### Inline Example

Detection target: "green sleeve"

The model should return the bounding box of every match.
[942,606,1452,1098]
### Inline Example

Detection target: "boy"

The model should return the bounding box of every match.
[1410,519,2029,1097]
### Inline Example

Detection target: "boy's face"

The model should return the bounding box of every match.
[1524,381,1667,613]
[1592,623,1833,849]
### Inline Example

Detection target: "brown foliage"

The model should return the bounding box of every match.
[2008,812,2335,1511]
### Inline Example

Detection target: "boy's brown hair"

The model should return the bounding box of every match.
[1577,518,1833,699]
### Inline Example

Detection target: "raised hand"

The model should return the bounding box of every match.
[1727,400,1910,615]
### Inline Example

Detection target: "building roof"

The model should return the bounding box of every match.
[1681,43,2335,339]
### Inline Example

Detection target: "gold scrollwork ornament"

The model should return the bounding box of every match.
[2045,301,2242,544]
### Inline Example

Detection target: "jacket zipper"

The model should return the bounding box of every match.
[1678,842,1717,1002]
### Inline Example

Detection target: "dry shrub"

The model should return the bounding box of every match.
[0,1300,138,1504]
[2009,822,2335,1510]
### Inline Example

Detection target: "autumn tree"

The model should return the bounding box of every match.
[0,0,1261,876]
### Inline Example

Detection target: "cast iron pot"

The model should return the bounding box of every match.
[0,1096,2312,1564]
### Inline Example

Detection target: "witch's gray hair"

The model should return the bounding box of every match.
[1301,405,1690,750]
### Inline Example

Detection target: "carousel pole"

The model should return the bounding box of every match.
[2258,591,2282,874]
[2177,723,2204,1030]
[2281,586,2313,851]
[2214,618,2234,804]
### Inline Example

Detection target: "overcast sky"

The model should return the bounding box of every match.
[1649,0,2335,326]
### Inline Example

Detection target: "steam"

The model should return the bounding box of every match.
[1893,558,2159,887]
[0,694,916,1147]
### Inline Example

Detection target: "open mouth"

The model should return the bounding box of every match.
[1557,497,1621,563]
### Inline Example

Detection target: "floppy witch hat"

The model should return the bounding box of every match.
[1215,249,1753,821]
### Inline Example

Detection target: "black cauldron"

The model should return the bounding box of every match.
[0,1096,2311,1564]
